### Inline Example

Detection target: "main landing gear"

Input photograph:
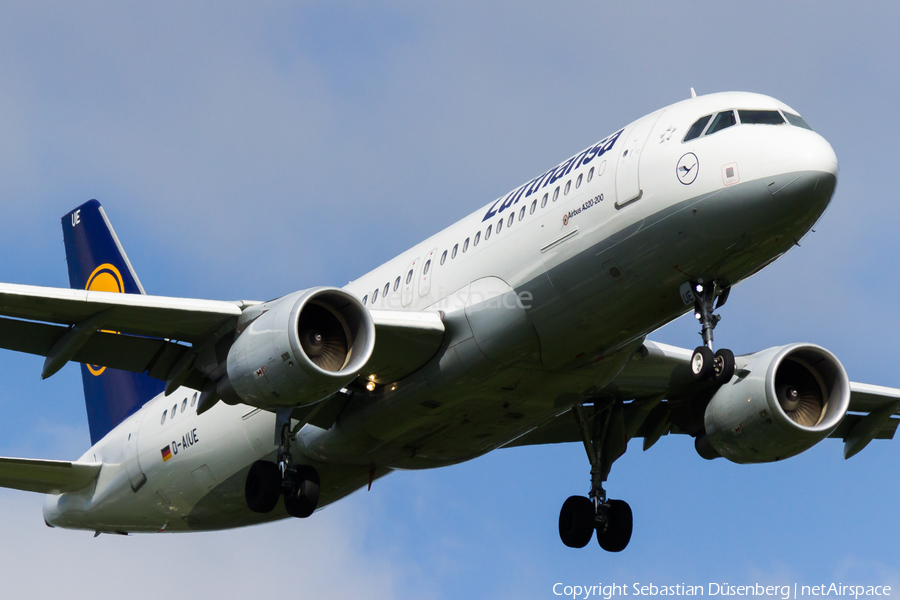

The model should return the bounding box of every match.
[688,280,735,385]
[245,418,320,518]
[558,404,633,552]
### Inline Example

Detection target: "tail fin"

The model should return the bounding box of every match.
[62,200,164,445]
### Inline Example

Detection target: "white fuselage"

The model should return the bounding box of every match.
[44,91,839,533]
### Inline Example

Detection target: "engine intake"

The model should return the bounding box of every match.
[220,287,375,409]
[700,343,850,463]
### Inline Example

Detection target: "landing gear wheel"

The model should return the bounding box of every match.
[245,460,280,514]
[558,496,595,548]
[712,348,735,385]
[691,346,714,381]
[284,465,320,519]
[596,499,633,552]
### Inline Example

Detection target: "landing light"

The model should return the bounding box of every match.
[366,381,376,392]
[695,312,701,320]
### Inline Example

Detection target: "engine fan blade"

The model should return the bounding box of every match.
[298,304,349,372]
[775,360,825,427]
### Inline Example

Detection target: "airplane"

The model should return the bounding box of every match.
[0,90,896,552]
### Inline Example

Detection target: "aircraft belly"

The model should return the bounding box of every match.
[298,338,643,469]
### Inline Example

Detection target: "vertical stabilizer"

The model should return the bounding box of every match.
[62,200,164,445]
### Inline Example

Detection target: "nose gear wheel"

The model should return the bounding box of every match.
[689,280,735,384]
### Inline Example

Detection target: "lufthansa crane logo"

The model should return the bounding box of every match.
[676,153,699,185]
[85,263,125,376]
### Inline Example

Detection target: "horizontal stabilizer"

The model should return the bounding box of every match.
[0,457,101,494]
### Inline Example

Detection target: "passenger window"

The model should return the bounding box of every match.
[463,238,469,252]
[683,115,712,141]
[172,404,177,418]
[706,110,736,135]
[191,392,197,407]
[474,231,481,246]
[440,251,447,265]
[181,398,187,413]
[530,199,537,214]
[485,224,492,240]
[372,288,379,302]
[507,213,514,228]
[406,269,414,284]
[587,167,594,182]
[423,260,431,275]
[497,218,503,233]
[784,112,812,130]
[738,110,784,125]
[576,174,583,188]
[362,295,368,305]
[161,410,167,425]
[564,180,571,195]
[541,193,548,208]
[394,276,401,290]
[553,186,560,201]
[518,206,525,221]
[383,283,390,296]
[452,244,458,259]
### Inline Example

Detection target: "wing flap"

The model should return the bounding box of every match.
[363,309,445,384]
[0,282,242,343]
[0,457,101,494]
[0,315,192,383]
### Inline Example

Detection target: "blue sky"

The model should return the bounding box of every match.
[0,2,897,598]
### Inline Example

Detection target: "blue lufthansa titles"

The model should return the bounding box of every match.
[482,128,623,222]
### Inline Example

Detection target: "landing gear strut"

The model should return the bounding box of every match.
[558,403,633,552]
[245,416,320,518]
[689,280,735,385]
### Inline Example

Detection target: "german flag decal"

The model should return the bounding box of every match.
[161,445,172,462]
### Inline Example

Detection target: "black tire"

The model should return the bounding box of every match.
[284,465,320,519]
[245,460,280,514]
[558,495,595,548]
[691,346,714,381]
[596,499,633,552]
[713,348,736,385]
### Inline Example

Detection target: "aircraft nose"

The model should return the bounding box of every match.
[757,128,838,227]
[760,128,838,181]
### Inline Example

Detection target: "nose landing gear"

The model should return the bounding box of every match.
[558,403,633,552]
[245,414,320,518]
[689,280,735,385]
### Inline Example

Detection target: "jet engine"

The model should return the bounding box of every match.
[696,343,850,463]
[217,287,375,409]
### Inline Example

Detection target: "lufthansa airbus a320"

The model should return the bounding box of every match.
[0,90,895,553]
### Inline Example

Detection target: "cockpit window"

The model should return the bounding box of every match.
[706,110,736,135]
[683,115,711,142]
[738,110,784,125]
[784,112,812,130]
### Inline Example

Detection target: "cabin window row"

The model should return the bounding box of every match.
[361,159,606,306]
[160,392,198,425]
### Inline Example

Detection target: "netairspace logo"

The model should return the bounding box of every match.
[550,583,893,600]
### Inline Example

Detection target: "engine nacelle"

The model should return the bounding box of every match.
[219,287,375,409]
[699,343,850,463]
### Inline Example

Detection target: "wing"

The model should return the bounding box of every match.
[0,457,101,494]
[0,282,444,402]
[506,340,900,459]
